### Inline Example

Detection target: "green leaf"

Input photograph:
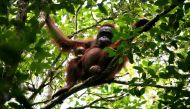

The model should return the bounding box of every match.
[15,72,29,82]
[134,89,141,97]
[0,0,8,15]
[75,100,79,106]
[185,3,190,10]
[159,72,170,79]
[177,61,187,72]
[170,41,178,49]
[128,49,134,63]
[104,47,116,57]
[64,3,75,14]
[71,0,83,5]
[154,49,159,57]
[0,44,21,65]
[140,88,145,96]
[142,72,146,79]
[148,42,157,50]
[166,65,178,77]
[0,17,8,25]
[160,23,169,31]
[86,0,93,8]
[51,3,75,14]
[168,14,180,30]
[148,61,153,66]
[129,88,138,96]
[168,52,175,64]
[155,0,169,6]
[144,78,153,84]
[8,102,22,109]
[97,3,108,15]
[185,51,190,71]
[133,66,144,73]
[133,46,141,56]
[147,68,156,78]
[129,77,139,83]
[130,88,145,97]
[176,53,184,59]
[113,88,122,93]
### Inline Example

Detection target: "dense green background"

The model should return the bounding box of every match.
[0,0,190,108]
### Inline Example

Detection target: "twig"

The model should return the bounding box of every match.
[90,3,98,23]
[51,52,62,67]
[75,0,87,32]
[28,73,49,101]
[70,16,114,37]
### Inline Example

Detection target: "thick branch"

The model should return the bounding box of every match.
[140,1,184,33]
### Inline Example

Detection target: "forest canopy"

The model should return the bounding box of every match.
[0,0,190,109]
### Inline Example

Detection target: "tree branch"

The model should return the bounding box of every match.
[75,0,87,32]
[112,80,177,89]
[68,94,126,109]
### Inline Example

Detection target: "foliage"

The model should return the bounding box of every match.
[0,0,190,108]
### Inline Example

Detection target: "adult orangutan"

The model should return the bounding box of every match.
[45,16,148,98]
